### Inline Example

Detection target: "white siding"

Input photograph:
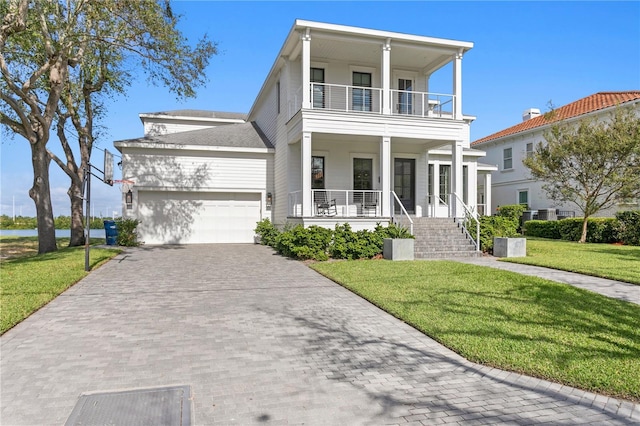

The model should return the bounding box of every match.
[123,148,269,191]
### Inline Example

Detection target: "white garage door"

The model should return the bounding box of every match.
[137,191,262,244]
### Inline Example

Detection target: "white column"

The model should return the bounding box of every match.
[432,162,440,217]
[381,38,391,115]
[301,132,312,216]
[380,136,391,216]
[301,28,311,109]
[451,141,464,217]
[452,49,463,120]
[423,151,430,217]
[484,173,492,216]
[468,161,478,214]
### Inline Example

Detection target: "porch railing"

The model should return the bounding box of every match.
[288,189,384,218]
[390,191,413,235]
[449,193,480,252]
[390,90,454,118]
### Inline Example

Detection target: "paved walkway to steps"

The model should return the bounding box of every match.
[452,255,639,305]
[1,245,639,425]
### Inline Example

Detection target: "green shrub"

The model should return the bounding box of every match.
[497,204,527,223]
[254,219,280,247]
[616,210,640,246]
[557,217,618,243]
[523,220,561,239]
[275,225,331,261]
[479,215,520,253]
[114,218,140,247]
[328,223,396,260]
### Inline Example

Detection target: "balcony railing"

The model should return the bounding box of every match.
[287,83,456,120]
[390,89,454,118]
[310,83,383,114]
[288,189,383,218]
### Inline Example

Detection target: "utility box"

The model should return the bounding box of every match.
[537,208,557,221]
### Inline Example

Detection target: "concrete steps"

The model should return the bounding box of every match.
[397,217,480,259]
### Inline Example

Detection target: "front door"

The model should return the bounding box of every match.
[394,158,415,213]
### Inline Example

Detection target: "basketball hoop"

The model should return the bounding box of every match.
[113,179,135,194]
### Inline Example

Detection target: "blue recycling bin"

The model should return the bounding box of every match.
[103,220,118,246]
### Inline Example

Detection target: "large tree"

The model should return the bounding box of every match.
[523,107,640,243]
[1,0,216,252]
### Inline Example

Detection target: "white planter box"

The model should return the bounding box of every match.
[493,237,526,258]
[383,238,414,261]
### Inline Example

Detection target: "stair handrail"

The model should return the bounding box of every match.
[449,193,480,252]
[390,191,413,235]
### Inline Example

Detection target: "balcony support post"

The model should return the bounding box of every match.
[301,132,312,216]
[453,49,463,120]
[381,38,391,115]
[380,136,391,216]
[301,28,311,109]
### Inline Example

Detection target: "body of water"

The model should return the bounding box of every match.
[0,229,107,239]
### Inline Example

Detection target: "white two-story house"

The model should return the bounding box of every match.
[472,91,640,217]
[115,20,494,245]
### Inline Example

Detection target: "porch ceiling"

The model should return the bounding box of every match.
[310,36,458,75]
[309,133,450,149]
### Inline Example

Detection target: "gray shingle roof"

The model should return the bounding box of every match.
[142,110,247,121]
[115,122,273,149]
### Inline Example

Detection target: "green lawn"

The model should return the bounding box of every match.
[503,238,640,285]
[311,260,640,402]
[1,237,120,334]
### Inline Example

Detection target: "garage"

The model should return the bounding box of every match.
[136,191,262,244]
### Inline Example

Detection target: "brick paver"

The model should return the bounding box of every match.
[1,245,638,425]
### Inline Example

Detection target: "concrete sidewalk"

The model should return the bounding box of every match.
[454,256,639,305]
[1,245,639,425]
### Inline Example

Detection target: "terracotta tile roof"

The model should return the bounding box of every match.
[472,91,640,146]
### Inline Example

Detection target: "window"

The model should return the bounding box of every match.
[398,78,413,114]
[518,190,528,206]
[276,81,280,114]
[463,165,468,204]
[312,156,325,189]
[352,72,372,112]
[503,147,513,169]
[526,142,533,158]
[428,164,434,201]
[311,68,325,109]
[353,158,373,190]
[439,165,450,203]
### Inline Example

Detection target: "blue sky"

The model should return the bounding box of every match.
[1,1,639,218]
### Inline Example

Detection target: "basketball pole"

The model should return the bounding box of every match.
[84,165,91,272]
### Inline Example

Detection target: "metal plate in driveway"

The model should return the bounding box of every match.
[65,385,191,426]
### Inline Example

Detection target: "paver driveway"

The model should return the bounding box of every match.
[1,245,638,425]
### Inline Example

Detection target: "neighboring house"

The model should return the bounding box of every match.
[472,91,640,217]
[115,20,494,245]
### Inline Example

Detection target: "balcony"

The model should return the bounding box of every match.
[287,83,455,121]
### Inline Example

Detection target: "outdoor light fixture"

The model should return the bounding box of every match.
[266,192,273,209]
[125,189,133,209]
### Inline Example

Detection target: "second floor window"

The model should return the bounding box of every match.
[311,68,325,109]
[526,142,533,158]
[503,147,513,170]
[352,72,372,112]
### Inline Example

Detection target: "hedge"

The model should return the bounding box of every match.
[524,217,619,243]
[615,211,640,246]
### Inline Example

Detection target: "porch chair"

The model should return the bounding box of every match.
[361,192,378,216]
[314,191,337,216]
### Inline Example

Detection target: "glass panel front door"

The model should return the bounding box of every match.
[311,68,325,109]
[353,72,372,112]
[394,158,415,213]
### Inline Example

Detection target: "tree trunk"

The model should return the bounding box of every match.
[68,179,85,247]
[29,144,57,254]
[579,216,589,243]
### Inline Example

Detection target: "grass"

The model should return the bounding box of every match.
[311,260,640,402]
[0,236,120,334]
[503,238,640,285]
